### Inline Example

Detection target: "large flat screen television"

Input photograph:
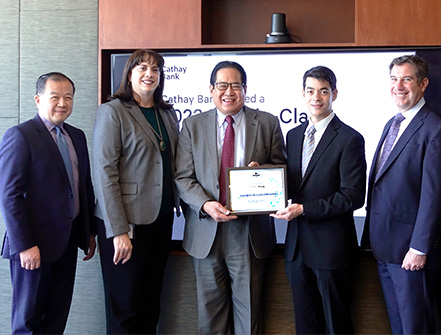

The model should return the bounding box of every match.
[108,47,441,243]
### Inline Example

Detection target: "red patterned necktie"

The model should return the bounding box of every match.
[219,115,235,206]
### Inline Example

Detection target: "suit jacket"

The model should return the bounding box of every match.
[93,99,180,238]
[361,103,441,268]
[175,106,286,259]
[0,115,95,262]
[284,115,366,269]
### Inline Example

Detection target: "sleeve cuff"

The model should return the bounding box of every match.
[410,247,426,255]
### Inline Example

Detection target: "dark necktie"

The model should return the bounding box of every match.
[375,113,405,179]
[302,125,316,177]
[55,126,74,192]
[219,115,235,206]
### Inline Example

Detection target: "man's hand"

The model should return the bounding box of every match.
[203,201,238,222]
[113,233,133,265]
[402,249,426,271]
[270,203,304,221]
[83,235,97,261]
[248,161,260,167]
[19,246,41,270]
[205,161,258,222]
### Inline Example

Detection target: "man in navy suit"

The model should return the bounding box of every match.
[0,72,96,334]
[361,55,441,334]
[271,66,366,334]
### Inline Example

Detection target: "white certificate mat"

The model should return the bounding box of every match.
[226,165,287,215]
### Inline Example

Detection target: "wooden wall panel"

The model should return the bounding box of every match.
[99,0,202,49]
[203,0,355,44]
[356,0,441,46]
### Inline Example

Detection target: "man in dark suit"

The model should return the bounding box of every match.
[271,66,366,334]
[175,61,286,334]
[0,72,96,334]
[361,55,441,334]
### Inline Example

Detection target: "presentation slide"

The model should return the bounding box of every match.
[160,50,410,187]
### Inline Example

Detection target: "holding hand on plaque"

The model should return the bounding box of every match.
[202,201,238,222]
[203,161,259,221]
[270,203,304,221]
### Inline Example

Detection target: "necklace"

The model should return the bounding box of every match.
[146,106,166,152]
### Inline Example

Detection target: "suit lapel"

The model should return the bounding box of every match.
[203,109,220,178]
[32,115,71,188]
[293,122,307,185]
[369,119,391,186]
[244,107,259,165]
[65,124,84,183]
[158,107,178,158]
[125,102,161,151]
[375,107,428,181]
[301,116,339,185]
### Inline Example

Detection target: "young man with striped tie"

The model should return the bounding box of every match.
[271,66,366,334]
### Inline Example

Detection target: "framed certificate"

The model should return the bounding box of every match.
[226,165,287,215]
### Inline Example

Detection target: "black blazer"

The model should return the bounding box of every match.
[284,115,366,269]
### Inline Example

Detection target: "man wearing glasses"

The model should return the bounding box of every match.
[176,61,286,334]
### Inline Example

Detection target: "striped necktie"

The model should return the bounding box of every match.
[302,125,316,177]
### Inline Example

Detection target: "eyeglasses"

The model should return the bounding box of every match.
[214,82,244,91]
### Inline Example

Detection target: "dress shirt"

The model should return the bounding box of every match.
[38,113,80,218]
[217,108,246,168]
[304,111,335,150]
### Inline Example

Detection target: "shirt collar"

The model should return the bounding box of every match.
[305,111,335,134]
[38,113,65,133]
[400,97,425,120]
[217,108,244,128]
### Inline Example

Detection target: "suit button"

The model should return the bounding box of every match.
[68,194,73,199]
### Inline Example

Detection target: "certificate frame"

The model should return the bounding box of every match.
[226,165,287,215]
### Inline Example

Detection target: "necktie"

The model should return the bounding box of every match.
[302,125,316,177]
[375,113,405,179]
[55,126,74,192]
[219,115,235,206]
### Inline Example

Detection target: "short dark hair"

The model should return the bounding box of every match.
[112,49,171,109]
[36,72,75,96]
[302,66,337,91]
[210,61,247,86]
[389,55,429,84]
